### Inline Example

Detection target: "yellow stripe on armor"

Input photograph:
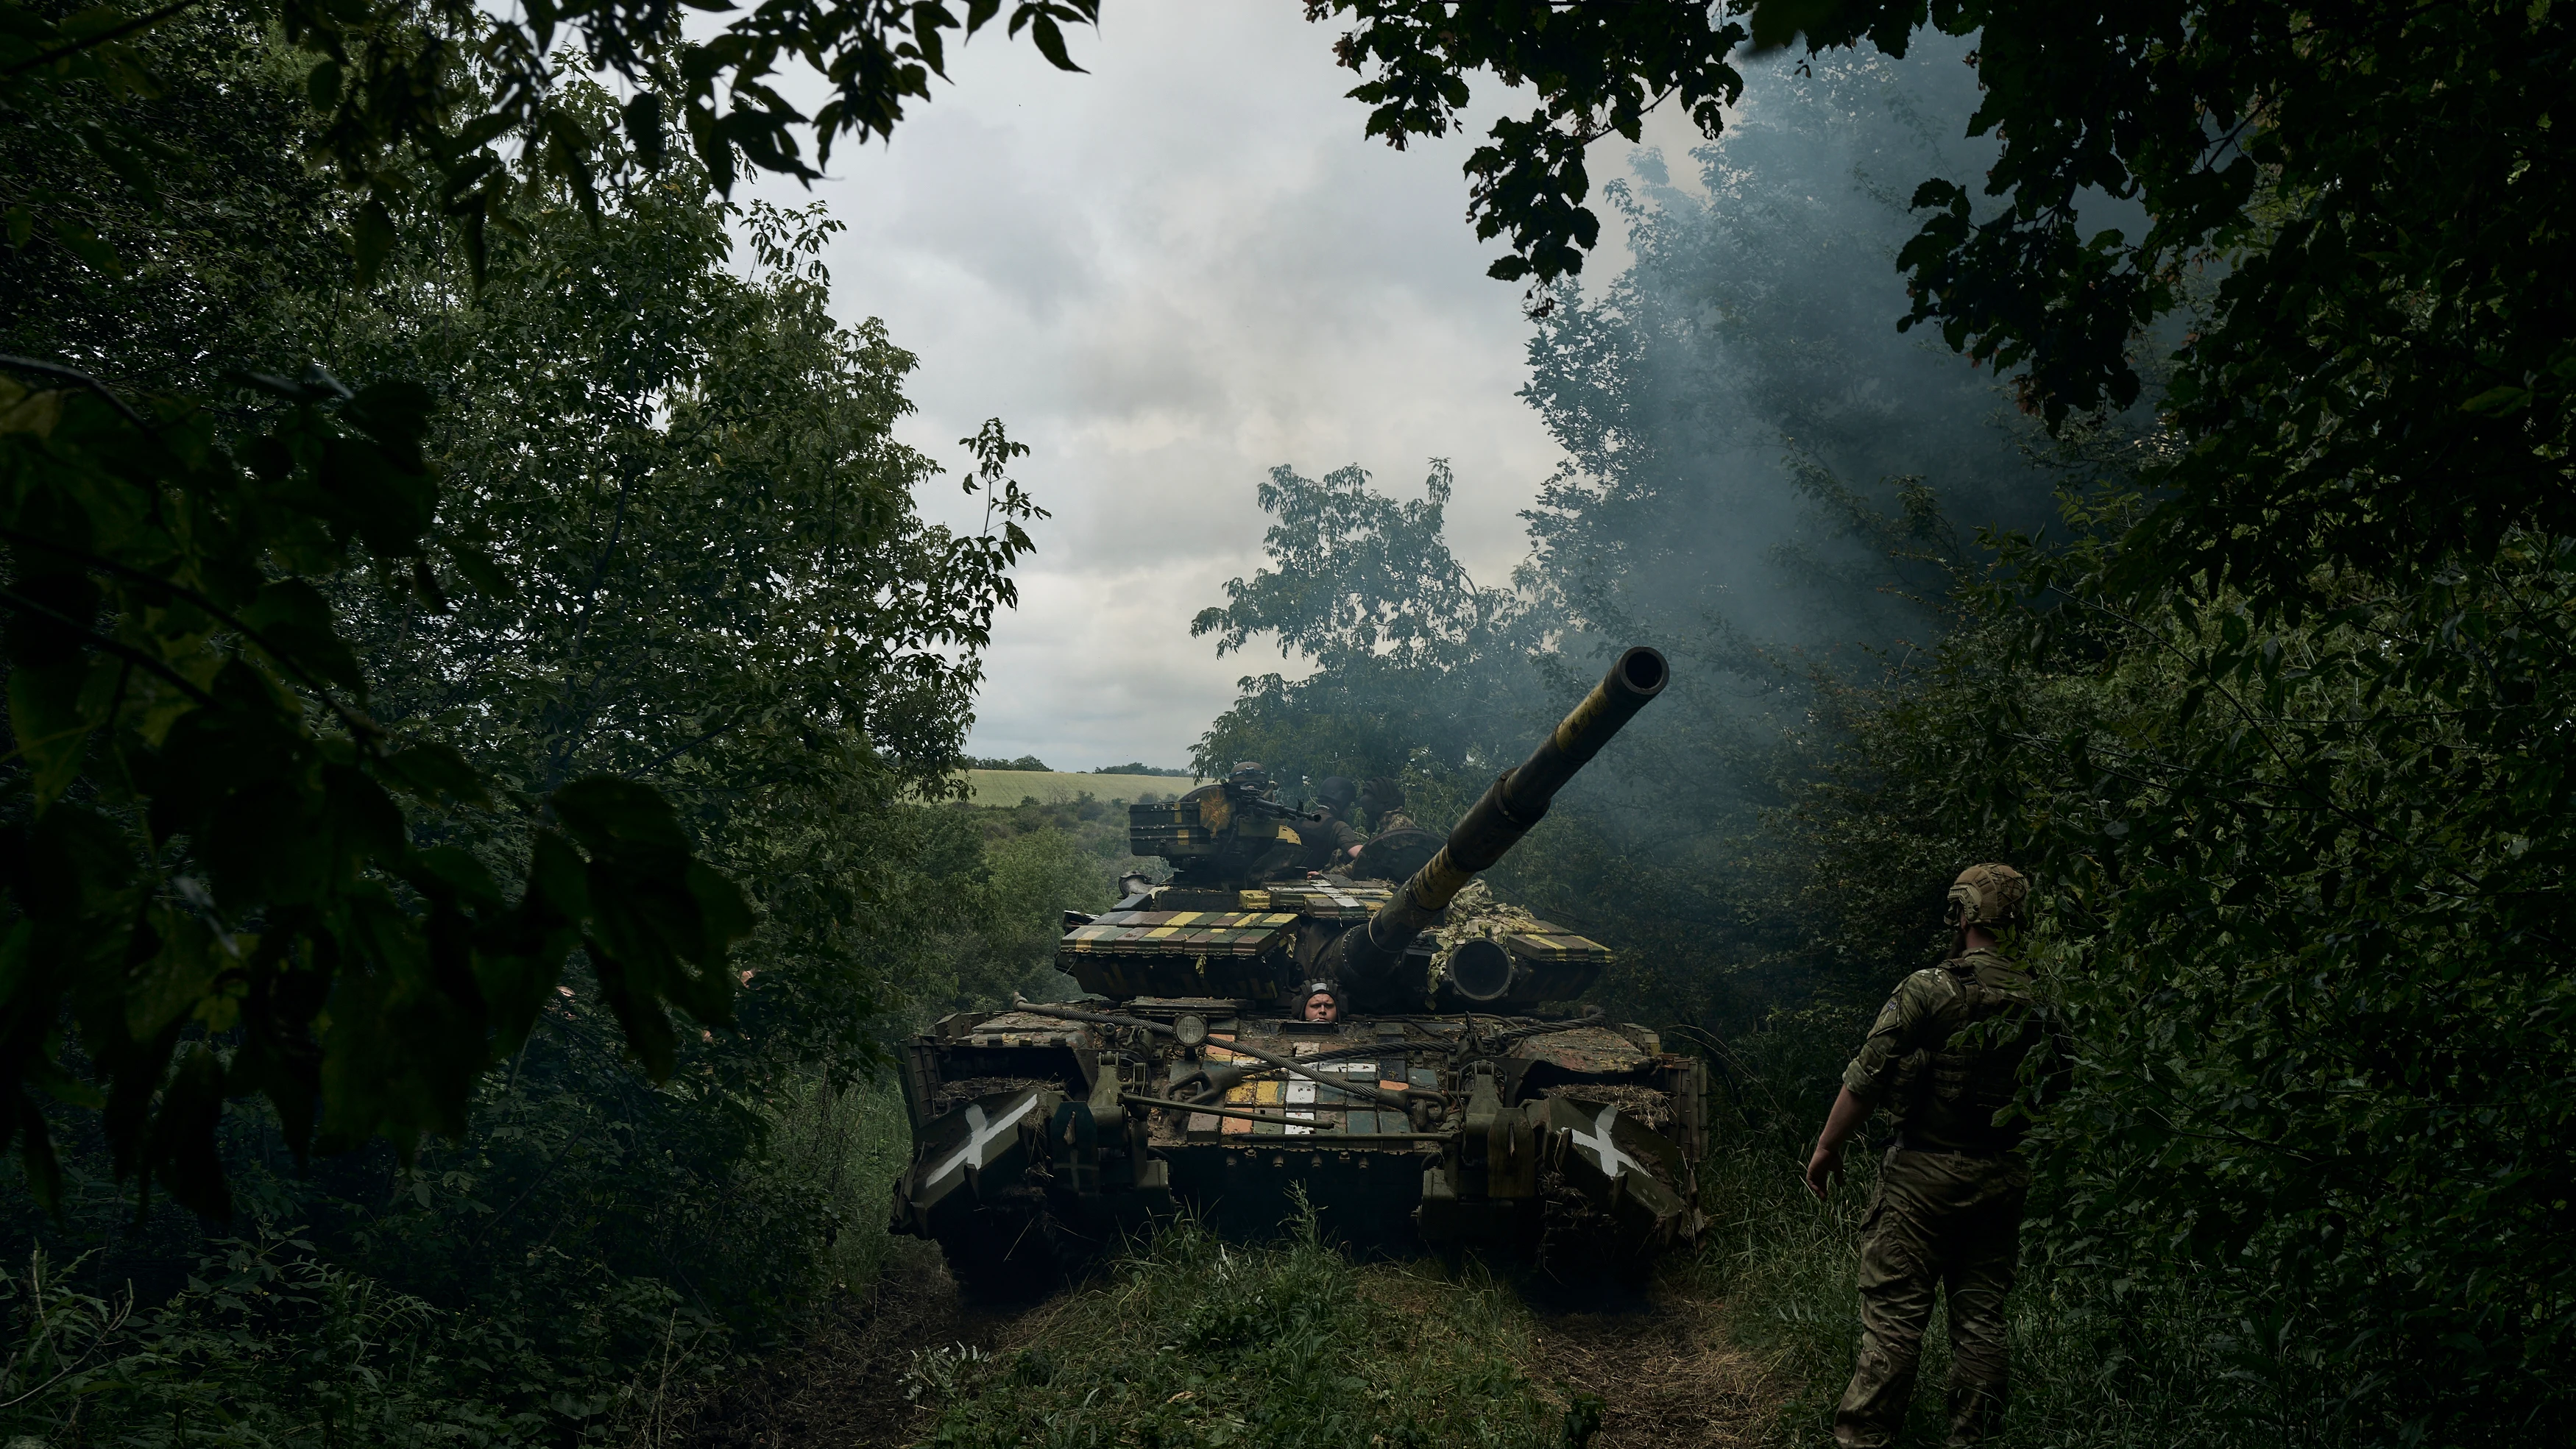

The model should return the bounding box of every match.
[1410,849,1477,910]
[1551,679,1614,756]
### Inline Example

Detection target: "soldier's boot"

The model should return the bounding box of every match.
[1833,1197,1939,1448]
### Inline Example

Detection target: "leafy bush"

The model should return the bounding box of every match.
[1694,1011,2374,1449]
[1,1071,917,1449]
[0,18,1050,1448]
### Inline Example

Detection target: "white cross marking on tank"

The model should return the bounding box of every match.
[1568,1105,1641,1180]
[924,1092,1043,1191]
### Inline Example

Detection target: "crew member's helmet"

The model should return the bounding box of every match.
[1944,863,2028,932]
[1358,776,1405,815]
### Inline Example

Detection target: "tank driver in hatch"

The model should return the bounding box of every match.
[1803,863,2069,1449]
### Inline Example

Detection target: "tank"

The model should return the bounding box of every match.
[888,647,1707,1296]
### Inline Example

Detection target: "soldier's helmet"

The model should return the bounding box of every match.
[1316,776,1357,812]
[1358,776,1405,815]
[1944,862,2029,931]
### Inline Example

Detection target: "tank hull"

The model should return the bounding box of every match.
[888,997,1707,1295]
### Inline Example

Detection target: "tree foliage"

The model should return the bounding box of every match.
[1189,461,1537,797]
[1320,0,2575,598]
[4,0,1099,286]
[0,346,761,1221]
[0,12,1056,1429]
[0,0,1058,1214]
[1,20,1071,1447]
[1312,0,1750,290]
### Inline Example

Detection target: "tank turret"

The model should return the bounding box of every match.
[1058,648,1666,1009]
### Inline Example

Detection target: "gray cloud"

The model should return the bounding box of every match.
[751,2,1694,770]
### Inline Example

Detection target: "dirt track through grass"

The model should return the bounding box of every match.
[1529,1288,1774,1448]
[676,1242,995,1449]
[681,1241,1775,1449]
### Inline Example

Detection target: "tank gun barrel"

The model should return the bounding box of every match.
[1334,646,1668,993]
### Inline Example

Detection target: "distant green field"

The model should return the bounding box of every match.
[960,770,1194,806]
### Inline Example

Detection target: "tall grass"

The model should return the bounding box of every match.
[1694,1016,2368,1448]
[0,1074,913,1449]
[761,1074,916,1295]
[911,1200,1577,1449]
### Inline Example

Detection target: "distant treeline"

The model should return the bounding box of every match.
[965,757,1194,776]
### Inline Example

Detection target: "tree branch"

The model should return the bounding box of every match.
[0,0,207,81]
[0,587,216,707]
[0,354,150,429]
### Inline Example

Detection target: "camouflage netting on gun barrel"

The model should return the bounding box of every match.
[1429,881,1543,982]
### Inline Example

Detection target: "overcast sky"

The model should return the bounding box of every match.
[746,2,1700,771]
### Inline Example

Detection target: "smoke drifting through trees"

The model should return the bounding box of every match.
[1196,39,2056,1027]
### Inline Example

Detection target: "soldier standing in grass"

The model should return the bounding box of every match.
[1805,862,2064,1448]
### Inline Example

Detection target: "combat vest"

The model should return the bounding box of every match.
[1895,949,2063,1156]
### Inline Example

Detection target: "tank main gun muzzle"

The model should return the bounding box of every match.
[1334,646,1668,997]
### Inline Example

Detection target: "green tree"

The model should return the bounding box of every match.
[0,0,1064,1212]
[1314,0,2572,592]
[0,4,337,387]
[1,33,1056,1445]
[315,134,1041,1077]
[1190,459,1527,792]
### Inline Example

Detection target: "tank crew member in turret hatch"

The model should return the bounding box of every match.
[1804,863,2070,1449]
[1345,776,1445,883]
[1299,981,1341,1023]
[1356,776,1412,835]
[1302,776,1367,870]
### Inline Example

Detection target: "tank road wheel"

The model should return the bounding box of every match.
[1534,1168,1657,1289]
[935,1180,1091,1303]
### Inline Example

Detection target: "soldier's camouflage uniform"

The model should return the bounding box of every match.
[1833,947,2060,1448]
[1292,812,1365,871]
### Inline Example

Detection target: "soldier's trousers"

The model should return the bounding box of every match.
[1833,1147,2030,1449]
